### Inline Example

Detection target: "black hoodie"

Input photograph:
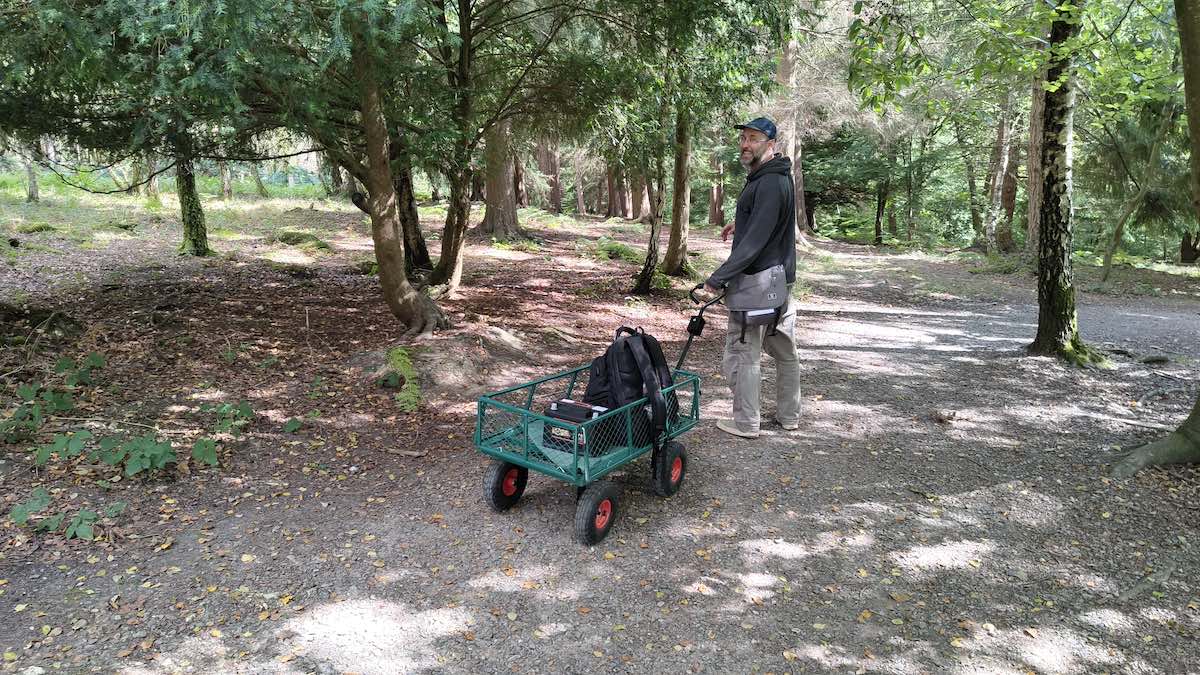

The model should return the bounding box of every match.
[706,154,797,290]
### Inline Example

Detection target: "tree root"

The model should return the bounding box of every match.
[399,292,450,338]
[1110,431,1200,478]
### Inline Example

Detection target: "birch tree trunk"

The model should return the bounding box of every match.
[1028,0,1094,363]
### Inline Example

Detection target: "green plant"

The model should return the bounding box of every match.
[387,347,421,412]
[282,418,302,433]
[16,222,55,234]
[100,434,176,476]
[593,236,642,264]
[270,229,330,250]
[2,353,102,443]
[203,400,255,434]
[9,487,51,525]
[65,509,98,540]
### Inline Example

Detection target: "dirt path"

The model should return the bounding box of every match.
[2,210,1199,674]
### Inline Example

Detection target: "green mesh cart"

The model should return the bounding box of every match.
[475,285,722,544]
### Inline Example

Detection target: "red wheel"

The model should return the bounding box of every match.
[502,468,520,497]
[594,498,612,529]
[575,482,620,545]
[484,461,527,512]
[653,441,687,497]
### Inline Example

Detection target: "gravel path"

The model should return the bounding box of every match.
[2,223,1198,675]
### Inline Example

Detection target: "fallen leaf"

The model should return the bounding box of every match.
[578,607,592,614]
[857,609,873,622]
[783,650,797,661]
[116,648,134,658]
[240,554,255,563]
[950,637,965,648]
[889,592,911,603]
[280,594,294,606]
[1024,628,1039,638]
[14,604,27,613]
[210,629,223,638]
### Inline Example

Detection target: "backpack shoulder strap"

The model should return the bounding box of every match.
[626,334,667,439]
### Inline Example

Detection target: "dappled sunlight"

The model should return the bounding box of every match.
[273,598,472,674]
[475,247,538,261]
[959,624,1134,674]
[466,564,585,601]
[118,635,295,675]
[1078,608,1136,634]
[891,539,995,578]
[260,248,315,265]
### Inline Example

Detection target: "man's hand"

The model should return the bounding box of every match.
[704,283,721,295]
[720,222,734,242]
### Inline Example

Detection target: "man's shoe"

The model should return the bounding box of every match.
[716,419,759,439]
[777,419,800,431]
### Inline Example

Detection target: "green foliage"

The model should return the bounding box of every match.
[492,238,543,253]
[282,418,303,433]
[386,348,422,413]
[270,230,331,250]
[65,509,99,540]
[593,236,642,264]
[2,353,102,443]
[16,222,55,234]
[967,255,1026,275]
[191,438,219,466]
[9,488,51,526]
[203,401,255,435]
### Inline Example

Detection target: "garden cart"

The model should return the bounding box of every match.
[475,284,723,544]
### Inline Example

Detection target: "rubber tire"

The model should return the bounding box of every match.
[574,481,620,545]
[484,461,528,512]
[653,441,687,497]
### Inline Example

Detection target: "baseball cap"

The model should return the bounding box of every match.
[734,117,777,140]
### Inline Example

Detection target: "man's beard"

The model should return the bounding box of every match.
[739,148,766,169]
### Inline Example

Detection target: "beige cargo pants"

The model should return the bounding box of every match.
[721,296,801,433]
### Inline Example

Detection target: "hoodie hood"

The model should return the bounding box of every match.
[747,154,793,181]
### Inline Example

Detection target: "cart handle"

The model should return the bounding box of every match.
[689,283,725,313]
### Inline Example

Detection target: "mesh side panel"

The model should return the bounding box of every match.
[668,377,698,432]
[478,404,526,456]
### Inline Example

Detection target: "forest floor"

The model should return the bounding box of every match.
[1,192,1199,675]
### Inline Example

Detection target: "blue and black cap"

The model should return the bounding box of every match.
[734,117,777,140]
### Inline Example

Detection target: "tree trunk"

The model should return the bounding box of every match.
[470,171,485,201]
[479,120,521,240]
[175,149,211,257]
[998,131,1020,252]
[24,142,39,203]
[128,159,144,196]
[631,172,645,221]
[329,157,344,194]
[351,29,445,334]
[1183,231,1200,263]
[145,153,160,204]
[252,162,270,198]
[430,173,441,203]
[513,152,528,208]
[391,141,433,276]
[605,164,617,218]
[887,199,898,236]
[633,74,674,295]
[708,153,725,227]
[1028,0,1092,362]
[984,93,1015,255]
[574,150,587,214]
[430,168,472,290]
[953,121,984,245]
[620,170,633,219]
[536,139,562,213]
[904,135,915,240]
[874,178,888,246]
[1027,67,1047,262]
[661,108,692,276]
[219,162,233,200]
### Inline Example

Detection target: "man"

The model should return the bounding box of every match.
[704,116,801,438]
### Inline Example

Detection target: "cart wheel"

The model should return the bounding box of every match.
[484,461,528,512]
[653,441,687,497]
[574,482,620,545]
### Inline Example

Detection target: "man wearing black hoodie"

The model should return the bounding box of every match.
[704,117,801,438]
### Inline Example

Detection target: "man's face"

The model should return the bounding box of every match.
[738,129,773,168]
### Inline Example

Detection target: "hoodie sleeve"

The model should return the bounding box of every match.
[705,179,783,288]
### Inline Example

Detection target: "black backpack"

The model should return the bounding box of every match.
[582,327,677,446]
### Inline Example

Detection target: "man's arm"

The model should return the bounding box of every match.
[704,183,783,290]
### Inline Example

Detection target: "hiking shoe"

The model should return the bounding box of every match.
[716,419,759,439]
[776,418,800,431]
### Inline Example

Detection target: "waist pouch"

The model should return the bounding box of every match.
[725,264,787,343]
